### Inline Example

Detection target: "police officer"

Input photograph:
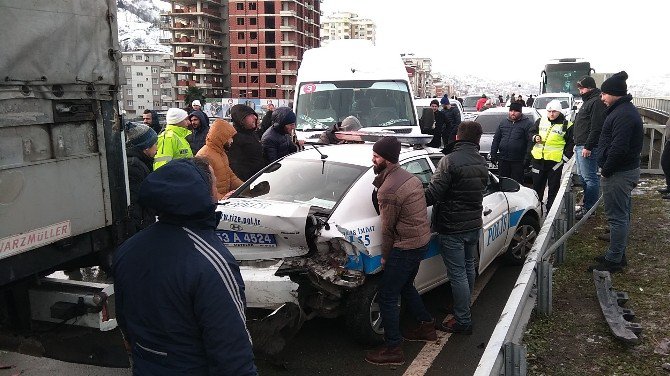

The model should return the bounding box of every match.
[531,100,574,210]
[153,108,193,170]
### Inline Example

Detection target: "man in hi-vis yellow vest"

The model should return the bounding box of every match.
[531,100,574,210]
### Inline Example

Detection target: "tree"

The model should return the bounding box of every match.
[185,86,206,108]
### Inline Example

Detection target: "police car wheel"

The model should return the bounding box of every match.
[344,278,387,345]
[504,216,540,265]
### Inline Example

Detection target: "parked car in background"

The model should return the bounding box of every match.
[532,92,576,122]
[474,106,542,169]
[216,134,542,346]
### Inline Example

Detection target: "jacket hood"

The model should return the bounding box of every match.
[205,119,237,153]
[271,107,297,134]
[138,159,218,227]
[189,110,208,131]
[230,104,258,129]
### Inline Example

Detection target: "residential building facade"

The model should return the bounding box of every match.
[402,54,433,98]
[321,11,375,45]
[120,50,172,118]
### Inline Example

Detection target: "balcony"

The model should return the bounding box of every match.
[280,55,298,60]
[280,10,297,17]
[160,83,172,89]
[280,24,296,31]
[280,39,297,46]
[280,70,297,75]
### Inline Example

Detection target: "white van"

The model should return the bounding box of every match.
[293,40,419,142]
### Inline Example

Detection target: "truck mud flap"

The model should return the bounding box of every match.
[248,302,305,356]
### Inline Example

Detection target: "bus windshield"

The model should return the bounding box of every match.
[544,62,590,97]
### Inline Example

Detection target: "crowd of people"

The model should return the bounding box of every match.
[115,69,648,371]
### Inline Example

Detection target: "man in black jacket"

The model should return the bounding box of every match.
[441,96,461,144]
[490,102,535,182]
[425,121,488,334]
[124,122,157,235]
[588,71,643,273]
[228,104,266,180]
[186,110,209,155]
[573,76,606,219]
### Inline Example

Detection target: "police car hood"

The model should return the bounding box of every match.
[216,198,312,260]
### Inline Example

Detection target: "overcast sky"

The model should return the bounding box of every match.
[321,0,669,83]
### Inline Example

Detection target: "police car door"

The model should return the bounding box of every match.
[480,173,510,271]
[401,156,447,291]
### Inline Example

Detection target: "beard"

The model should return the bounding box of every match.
[373,160,387,174]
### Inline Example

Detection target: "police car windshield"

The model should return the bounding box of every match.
[234,159,367,211]
[295,81,416,131]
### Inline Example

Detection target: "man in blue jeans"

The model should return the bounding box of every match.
[573,76,606,219]
[425,122,488,333]
[588,71,643,273]
[365,136,435,366]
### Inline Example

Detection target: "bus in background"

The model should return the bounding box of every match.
[540,58,595,99]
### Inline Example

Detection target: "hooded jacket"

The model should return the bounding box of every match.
[185,110,209,155]
[113,159,257,376]
[261,109,298,163]
[573,88,606,150]
[147,110,162,134]
[125,146,155,235]
[229,106,266,181]
[196,119,244,199]
[490,114,535,162]
[425,141,488,234]
[597,94,643,177]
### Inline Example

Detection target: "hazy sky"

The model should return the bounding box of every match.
[321,0,668,83]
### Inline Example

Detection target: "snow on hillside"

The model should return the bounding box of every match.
[117,0,171,52]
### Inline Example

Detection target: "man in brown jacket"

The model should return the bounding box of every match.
[365,136,435,366]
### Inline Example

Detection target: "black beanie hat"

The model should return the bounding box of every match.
[576,75,596,89]
[601,71,628,96]
[509,102,523,112]
[373,136,401,164]
[230,104,257,126]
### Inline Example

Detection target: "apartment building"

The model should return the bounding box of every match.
[321,11,375,45]
[120,50,172,117]
[229,0,321,100]
[402,54,433,98]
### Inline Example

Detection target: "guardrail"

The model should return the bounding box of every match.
[475,159,580,376]
[642,123,666,174]
[633,97,670,115]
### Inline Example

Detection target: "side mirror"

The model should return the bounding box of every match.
[498,176,521,193]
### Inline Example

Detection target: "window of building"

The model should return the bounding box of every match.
[152,78,158,84]
[126,89,132,95]
[250,47,258,54]
[125,67,131,73]
[138,95,144,99]
[250,31,258,40]
[266,89,277,97]
[250,61,258,69]
[136,72,143,76]
[152,67,158,73]
[137,83,144,88]
[237,17,244,25]
[238,61,246,69]
[236,3,244,10]
[266,60,276,69]
[238,47,245,54]
[126,100,133,106]
[264,2,275,13]
[153,90,159,96]
[154,102,161,108]
[239,76,247,83]
[248,3,257,10]
[251,76,259,83]
[126,78,131,85]
[239,90,247,97]
[266,75,276,83]
[138,105,145,110]
[135,55,143,61]
[251,90,259,97]
[249,18,257,25]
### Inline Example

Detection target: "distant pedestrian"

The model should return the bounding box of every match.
[476,94,488,111]
[573,76,606,219]
[530,100,574,210]
[186,110,209,155]
[113,158,257,376]
[425,121,488,335]
[196,119,243,200]
[142,109,162,134]
[319,115,362,144]
[228,104,266,180]
[258,102,275,137]
[153,108,193,170]
[441,96,461,144]
[526,94,535,107]
[498,95,504,105]
[124,122,157,235]
[588,71,643,273]
[516,95,526,106]
[426,99,448,147]
[659,117,670,198]
[490,102,535,182]
[365,137,435,366]
[261,107,302,163]
[190,99,210,127]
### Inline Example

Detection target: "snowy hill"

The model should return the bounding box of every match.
[117,0,171,52]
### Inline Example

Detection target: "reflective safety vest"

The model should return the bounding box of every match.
[153,124,193,170]
[531,118,572,162]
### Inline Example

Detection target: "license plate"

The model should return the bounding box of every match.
[216,230,277,247]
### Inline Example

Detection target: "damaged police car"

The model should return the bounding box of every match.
[216,134,542,347]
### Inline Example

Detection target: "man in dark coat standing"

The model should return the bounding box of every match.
[258,102,275,137]
[261,107,301,163]
[573,76,606,219]
[229,104,266,180]
[490,102,535,182]
[113,158,257,376]
[186,110,209,155]
[441,96,461,144]
[124,122,157,235]
[425,121,489,335]
[587,72,643,273]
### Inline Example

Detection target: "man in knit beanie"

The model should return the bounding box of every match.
[365,136,435,366]
[588,71,643,273]
[260,107,301,163]
[154,108,193,170]
[124,122,158,234]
